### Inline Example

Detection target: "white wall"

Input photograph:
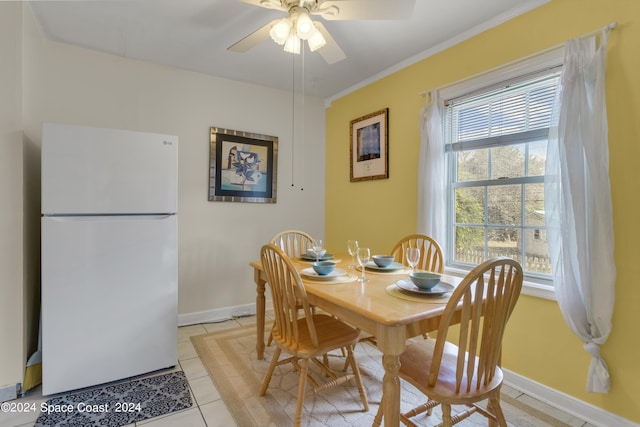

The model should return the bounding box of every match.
[21,6,326,325]
[0,2,26,391]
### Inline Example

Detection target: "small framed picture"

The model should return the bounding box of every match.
[350,108,389,182]
[209,127,278,203]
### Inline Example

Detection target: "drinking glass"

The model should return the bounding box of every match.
[406,247,420,272]
[311,239,326,262]
[347,240,359,269]
[356,247,370,282]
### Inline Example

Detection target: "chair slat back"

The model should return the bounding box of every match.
[260,243,319,349]
[271,230,314,258]
[428,257,523,393]
[391,234,444,273]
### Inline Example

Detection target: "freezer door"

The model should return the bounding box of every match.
[41,215,178,395]
[42,123,177,215]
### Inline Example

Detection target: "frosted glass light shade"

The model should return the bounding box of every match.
[307,27,326,51]
[269,18,291,45]
[269,11,326,55]
[283,33,301,54]
[296,11,314,40]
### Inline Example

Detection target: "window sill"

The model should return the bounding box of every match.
[443,266,557,301]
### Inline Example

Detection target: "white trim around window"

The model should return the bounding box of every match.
[437,47,565,301]
[439,47,565,101]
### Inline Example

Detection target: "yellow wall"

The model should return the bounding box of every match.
[325,0,640,422]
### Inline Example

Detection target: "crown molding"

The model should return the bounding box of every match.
[325,0,551,108]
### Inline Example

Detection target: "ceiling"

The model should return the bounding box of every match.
[28,0,548,99]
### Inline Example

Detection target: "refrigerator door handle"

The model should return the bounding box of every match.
[43,214,176,221]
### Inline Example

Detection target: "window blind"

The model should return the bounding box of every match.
[445,71,561,151]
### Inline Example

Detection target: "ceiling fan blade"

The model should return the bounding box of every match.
[237,0,288,12]
[315,0,416,20]
[227,20,278,53]
[313,22,346,64]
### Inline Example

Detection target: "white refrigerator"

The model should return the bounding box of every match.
[41,123,178,395]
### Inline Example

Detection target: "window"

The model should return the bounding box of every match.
[443,70,561,283]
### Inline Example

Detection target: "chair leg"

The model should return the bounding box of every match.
[346,345,369,412]
[487,396,508,427]
[342,352,350,372]
[259,347,281,396]
[442,403,453,427]
[294,358,309,427]
[341,339,361,371]
[266,320,275,346]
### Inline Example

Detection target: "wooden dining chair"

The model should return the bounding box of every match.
[391,233,444,273]
[270,229,314,258]
[353,234,445,349]
[259,243,369,426]
[267,230,315,346]
[353,234,445,346]
[373,257,523,427]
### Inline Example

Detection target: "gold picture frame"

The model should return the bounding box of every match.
[350,108,389,182]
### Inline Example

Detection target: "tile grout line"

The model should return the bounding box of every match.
[185,376,209,427]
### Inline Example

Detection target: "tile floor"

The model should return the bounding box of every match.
[1,314,596,427]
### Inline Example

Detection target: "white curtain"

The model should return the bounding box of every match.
[417,91,446,251]
[544,30,615,393]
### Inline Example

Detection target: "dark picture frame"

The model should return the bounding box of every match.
[350,108,389,182]
[208,127,278,203]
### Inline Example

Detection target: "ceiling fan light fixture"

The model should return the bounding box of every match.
[283,33,301,54]
[307,26,326,52]
[295,10,314,40]
[269,18,292,45]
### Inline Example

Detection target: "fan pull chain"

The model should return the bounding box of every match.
[290,50,305,192]
[291,53,296,189]
[299,47,305,191]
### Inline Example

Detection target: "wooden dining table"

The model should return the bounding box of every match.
[249,253,461,427]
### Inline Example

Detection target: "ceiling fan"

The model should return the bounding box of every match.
[228,0,416,64]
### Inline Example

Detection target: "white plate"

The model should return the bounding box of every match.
[300,267,347,280]
[300,253,334,261]
[395,280,454,297]
[363,261,404,271]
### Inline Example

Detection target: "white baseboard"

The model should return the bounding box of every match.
[0,383,18,402]
[178,302,256,327]
[503,369,639,427]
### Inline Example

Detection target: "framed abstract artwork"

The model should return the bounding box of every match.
[350,108,389,182]
[209,127,278,203]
